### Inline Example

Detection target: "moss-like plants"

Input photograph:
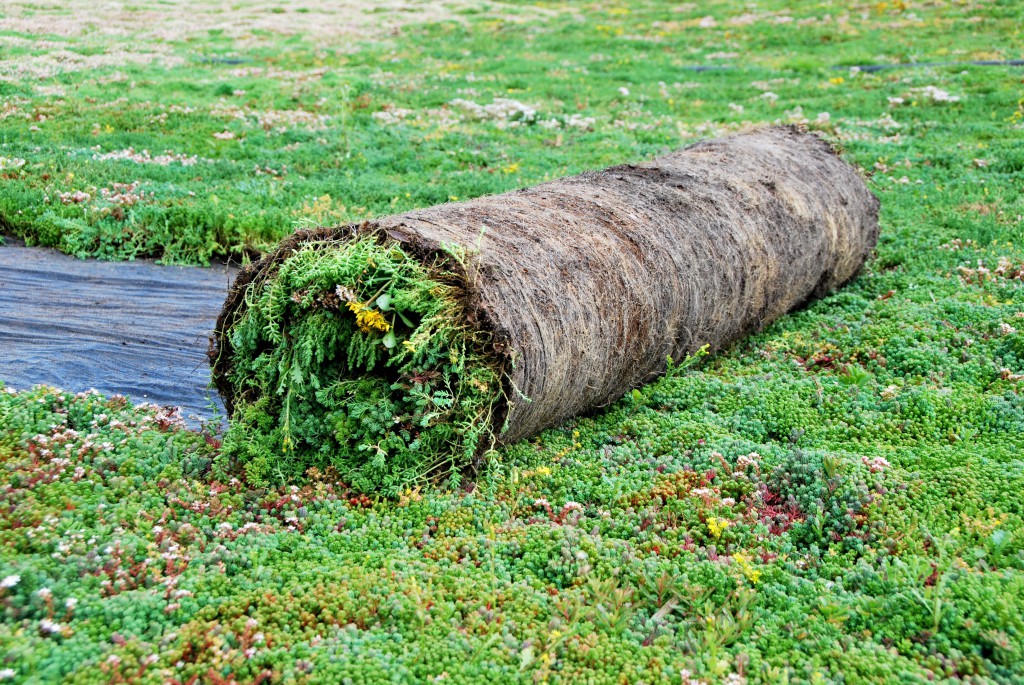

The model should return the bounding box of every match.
[220,235,504,493]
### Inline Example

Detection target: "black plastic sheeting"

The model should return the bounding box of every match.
[0,244,235,423]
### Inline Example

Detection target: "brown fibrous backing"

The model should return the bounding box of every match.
[212,125,879,447]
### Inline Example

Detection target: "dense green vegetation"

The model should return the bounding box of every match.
[221,236,503,493]
[2,0,1024,682]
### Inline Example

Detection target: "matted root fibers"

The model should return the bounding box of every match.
[212,125,879,479]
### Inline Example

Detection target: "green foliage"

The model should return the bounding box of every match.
[221,236,503,493]
[2,0,1024,682]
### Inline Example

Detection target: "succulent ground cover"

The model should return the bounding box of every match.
[220,234,504,493]
[2,0,1024,682]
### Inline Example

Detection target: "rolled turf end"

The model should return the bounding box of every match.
[210,125,880,493]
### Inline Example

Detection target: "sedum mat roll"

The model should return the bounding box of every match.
[211,126,879,491]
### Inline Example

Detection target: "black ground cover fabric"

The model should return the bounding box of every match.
[0,243,233,421]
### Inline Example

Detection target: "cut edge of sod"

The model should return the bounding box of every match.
[213,227,510,494]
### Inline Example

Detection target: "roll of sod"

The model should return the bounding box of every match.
[211,126,879,492]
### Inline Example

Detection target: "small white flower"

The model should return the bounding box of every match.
[913,85,960,103]
[862,455,890,473]
[37,587,52,599]
[736,452,760,470]
[65,597,78,609]
[618,87,630,97]
[39,618,62,634]
[0,668,16,679]
[565,114,595,130]
[0,575,20,589]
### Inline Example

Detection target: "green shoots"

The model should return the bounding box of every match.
[221,236,503,494]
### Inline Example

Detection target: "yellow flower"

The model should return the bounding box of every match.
[732,552,761,584]
[707,516,730,539]
[347,301,390,333]
[358,310,390,333]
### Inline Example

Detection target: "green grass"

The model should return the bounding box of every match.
[2,0,1024,682]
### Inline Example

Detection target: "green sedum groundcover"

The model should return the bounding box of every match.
[1,0,1024,682]
[220,235,503,494]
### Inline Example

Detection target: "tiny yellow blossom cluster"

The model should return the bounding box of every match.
[346,302,390,333]
[732,552,761,584]
[707,516,730,539]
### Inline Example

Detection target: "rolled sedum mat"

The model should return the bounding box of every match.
[211,125,879,492]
